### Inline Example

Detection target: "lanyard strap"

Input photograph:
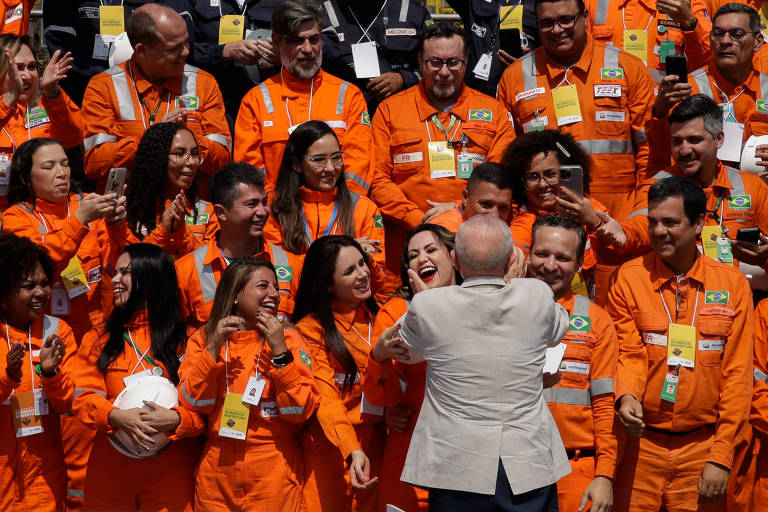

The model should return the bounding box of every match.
[4,320,35,389]
[218,0,249,17]
[224,338,265,391]
[659,282,700,325]
[348,1,388,44]
[425,114,461,142]
[123,330,156,373]
[283,69,314,129]
[99,0,125,5]
[349,322,372,346]
[712,80,745,119]
[302,201,339,246]
[710,193,726,227]
[128,62,171,129]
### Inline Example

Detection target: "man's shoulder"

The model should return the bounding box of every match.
[377,83,418,113]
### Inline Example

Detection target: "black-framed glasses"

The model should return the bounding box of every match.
[422,57,466,71]
[710,27,758,42]
[304,152,345,169]
[538,12,583,31]
[524,169,560,188]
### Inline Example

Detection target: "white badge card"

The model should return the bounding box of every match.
[92,35,111,61]
[360,392,384,416]
[50,286,70,316]
[33,388,49,416]
[717,121,744,162]
[242,376,266,406]
[473,53,493,81]
[544,343,567,374]
[0,154,10,186]
[352,42,381,79]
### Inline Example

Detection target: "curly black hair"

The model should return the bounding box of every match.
[126,122,200,239]
[0,233,54,308]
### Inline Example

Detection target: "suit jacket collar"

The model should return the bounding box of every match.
[461,276,507,288]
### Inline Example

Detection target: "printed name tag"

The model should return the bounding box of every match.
[559,361,590,374]
[394,152,423,164]
[699,339,725,351]
[643,332,667,346]
[261,400,279,418]
[596,111,626,122]
[5,4,23,24]
[515,87,546,102]
[385,28,417,36]
[594,84,622,98]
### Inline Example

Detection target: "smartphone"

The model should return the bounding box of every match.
[104,167,127,197]
[665,55,688,84]
[737,227,761,245]
[500,28,524,59]
[559,165,584,198]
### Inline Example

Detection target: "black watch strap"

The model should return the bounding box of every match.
[272,350,294,369]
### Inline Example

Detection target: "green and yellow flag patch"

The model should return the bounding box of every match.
[374,215,384,228]
[569,315,591,332]
[600,68,624,80]
[361,111,371,126]
[705,290,729,305]
[275,266,293,282]
[469,109,492,121]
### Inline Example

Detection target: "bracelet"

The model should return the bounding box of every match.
[36,363,58,378]
[272,350,294,369]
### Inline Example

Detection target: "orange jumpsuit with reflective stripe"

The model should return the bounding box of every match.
[751,299,768,508]
[0,0,33,35]
[71,312,203,511]
[178,326,319,511]
[297,303,385,512]
[498,37,654,221]
[0,314,75,512]
[546,292,618,512]
[175,234,303,327]
[82,57,231,189]
[606,253,753,511]
[360,297,428,512]
[234,69,373,196]
[370,82,515,286]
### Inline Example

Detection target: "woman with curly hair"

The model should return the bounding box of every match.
[125,122,216,258]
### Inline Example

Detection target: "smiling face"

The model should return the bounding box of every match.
[406,230,456,289]
[648,196,704,268]
[670,117,723,188]
[329,245,371,307]
[166,129,200,194]
[111,252,133,309]
[4,262,50,327]
[537,0,588,65]
[528,225,582,299]
[29,143,70,203]
[525,151,561,210]
[462,181,514,222]
[276,20,322,80]
[235,266,281,322]
[13,44,38,100]
[217,183,270,239]
[296,133,343,192]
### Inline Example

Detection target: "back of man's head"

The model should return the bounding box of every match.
[271,0,325,38]
[455,214,514,276]
[667,94,723,137]
[211,162,265,210]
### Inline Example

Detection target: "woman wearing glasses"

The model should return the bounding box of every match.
[503,130,606,296]
[125,122,216,258]
[266,121,386,297]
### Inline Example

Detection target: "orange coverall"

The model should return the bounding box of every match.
[175,235,302,327]
[586,0,713,83]
[699,0,768,69]
[297,303,386,512]
[178,326,319,511]
[82,57,231,189]
[0,91,83,211]
[234,69,373,196]
[71,312,204,511]
[360,297,429,512]
[751,298,768,508]
[606,252,754,511]
[0,0,33,35]
[370,81,516,285]
[546,292,618,511]
[0,314,75,512]
[498,36,654,221]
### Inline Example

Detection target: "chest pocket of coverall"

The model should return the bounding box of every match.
[462,120,495,156]
[261,124,289,153]
[559,344,591,388]
[697,316,731,367]
[390,129,425,181]
[636,311,669,363]
[593,81,629,137]
[517,97,551,133]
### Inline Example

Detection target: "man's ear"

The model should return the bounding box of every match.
[214,204,227,222]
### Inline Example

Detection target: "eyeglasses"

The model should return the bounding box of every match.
[710,27,758,42]
[304,152,345,169]
[169,149,203,165]
[422,57,465,71]
[524,169,560,188]
[538,12,583,31]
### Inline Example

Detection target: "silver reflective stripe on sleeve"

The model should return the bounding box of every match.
[761,73,768,99]
[652,170,673,180]
[67,489,85,499]
[632,129,647,145]
[259,83,274,114]
[593,0,611,25]
[182,65,198,96]
[725,166,746,196]
[205,133,232,152]
[44,25,77,37]
[336,81,349,115]
[16,202,46,233]
[83,133,117,152]
[323,120,347,129]
[649,68,665,84]
[626,208,648,219]
[278,406,304,415]
[399,0,409,22]
[269,244,291,292]
[521,53,537,93]
[572,295,591,317]
[74,388,107,399]
[544,387,592,405]
[107,66,137,121]
[349,191,360,209]
[42,315,60,342]
[182,381,216,407]
[324,1,340,27]
[345,171,371,192]
[690,69,714,99]
[590,377,614,397]
[193,245,217,303]
[755,368,768,382]
[577,139,633,154]
[603,46,619,68]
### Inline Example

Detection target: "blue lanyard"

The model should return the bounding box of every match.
[302,201,339,246]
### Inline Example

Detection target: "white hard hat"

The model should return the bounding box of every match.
[740,134,768,174]
[108,375,179,459]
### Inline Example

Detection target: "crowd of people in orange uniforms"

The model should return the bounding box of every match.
[4,0,768,510]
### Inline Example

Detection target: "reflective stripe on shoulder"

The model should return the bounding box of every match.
[602,45,619,69]
[42,315,60,342]
[181,381,216,407]
[626,208,648,219]
[755,368,768,382]
[349,191,360,209]
[193,245,217,303]
[205,133,232,152]
[74,388,107,399]
[690,69,713,99]
[323,120,347,129]
[278,406,304,415]
[572,295,591,317]
[83,133,117,152]
[520,53,537,93]
[761,73,768,100]
[652,170,673,180]
[109,67,137,121]
[259,83,274,114]
[576,139,632,154]
[593,0,610,25]
[337,81,349,115]
[725,166,746,196]
[345,171,371,192]
[589,377,614,397]
[544,387,591,405]
[182,65,198,97]
[16,202,46,234]
[324,0,340,27]
[399,0,409,22]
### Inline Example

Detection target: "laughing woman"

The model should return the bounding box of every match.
[294,235,383,512]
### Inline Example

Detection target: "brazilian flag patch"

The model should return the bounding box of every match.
[185,213,210,225]
[705,290,729,305]
[374,215,384,228]
[299,350,312,369]
[361,111,371,126]
[569,315,591,332]
[758,100,768,113]
[600,68,624,80]
[275,265,293,282]
[468,109,492,122]
[727,195,751,210]
[176,95,199,110]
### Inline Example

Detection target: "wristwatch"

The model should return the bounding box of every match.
[682,17,698,31]
[272,350,294,369]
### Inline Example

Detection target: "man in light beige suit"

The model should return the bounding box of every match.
[397,214,571,511]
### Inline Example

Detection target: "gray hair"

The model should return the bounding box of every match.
[455,214,514,274]
[271,0,326,38]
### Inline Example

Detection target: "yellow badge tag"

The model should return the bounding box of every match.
[701,225,722,260]
[218,15,245,45]
[499,5,524,31]
[218,392,250,440]
[667,323,696,368]
[551,85,582,126]
[99,6,125,37]
[12,390,44,438]
[61,256,90,299]
[428,141,456,179]
[571,273,589,297]
[622,30,648,63]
